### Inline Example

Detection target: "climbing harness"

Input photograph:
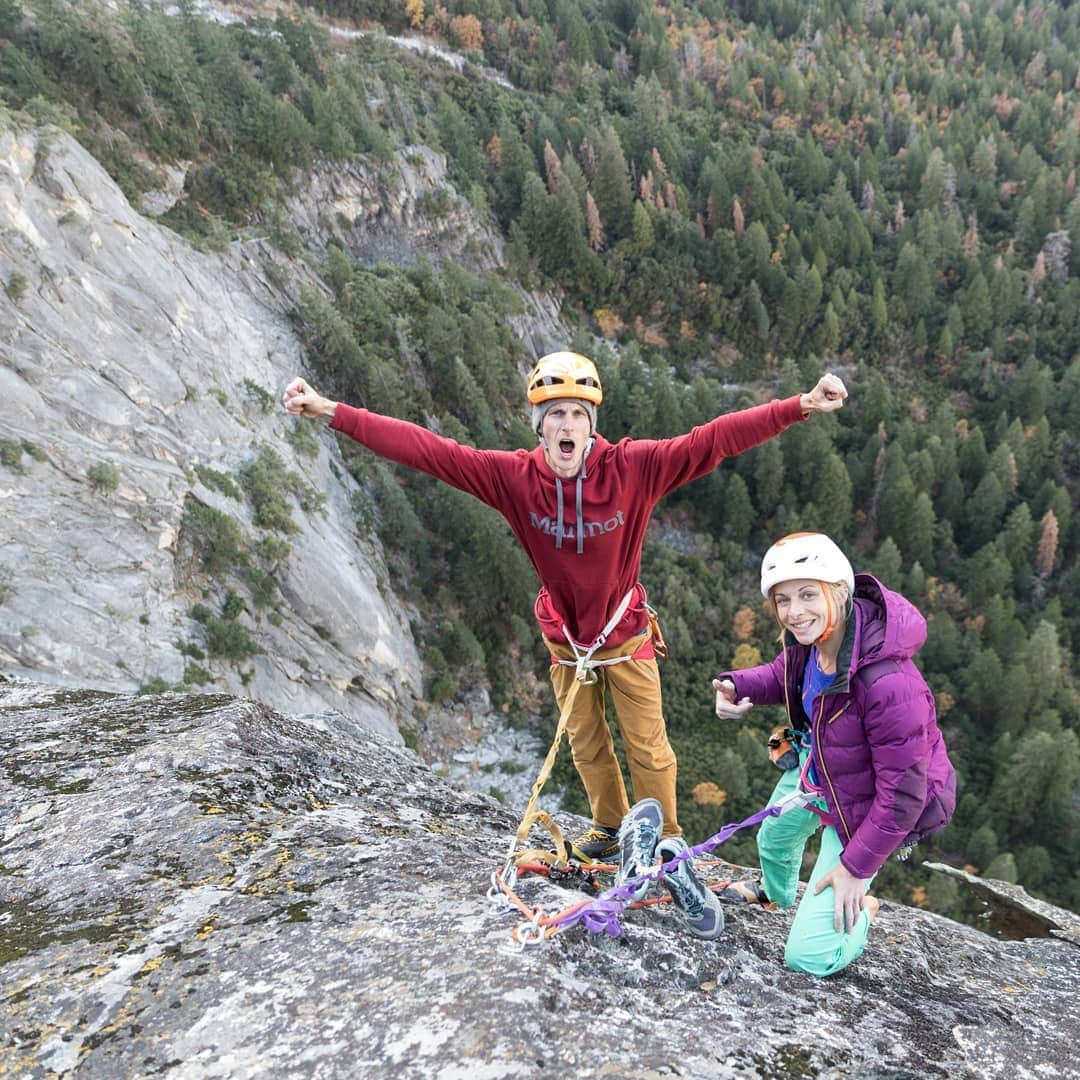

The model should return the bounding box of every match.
[489,587,681,944]
[549,587,637,685]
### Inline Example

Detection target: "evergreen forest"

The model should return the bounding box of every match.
[2,0,1077,922]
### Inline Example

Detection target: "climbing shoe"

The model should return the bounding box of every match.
[656,836,725,940]
[615,798,664,902]
[716,880,769,905]
[570,825,619,862]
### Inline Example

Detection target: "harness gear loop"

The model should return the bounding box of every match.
[645,603,668,658]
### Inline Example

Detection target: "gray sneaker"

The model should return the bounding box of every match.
[615,798,664,902]
[657,836,725,939]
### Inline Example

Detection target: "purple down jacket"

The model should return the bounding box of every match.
[719,574,956,879]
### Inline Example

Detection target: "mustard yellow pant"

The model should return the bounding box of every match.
[545,630,681,837]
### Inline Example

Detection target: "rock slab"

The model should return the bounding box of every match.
[1,678,1078,1079]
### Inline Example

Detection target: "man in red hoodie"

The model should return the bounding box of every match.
[283,353,846,859]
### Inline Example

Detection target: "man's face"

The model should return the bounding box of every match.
[541,402,592,478]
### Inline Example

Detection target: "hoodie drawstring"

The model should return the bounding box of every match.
[555,478,565,550]
[552,441,591,554]
[575,471,584,554]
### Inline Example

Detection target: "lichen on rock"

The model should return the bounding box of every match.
[1,677,1077,1078]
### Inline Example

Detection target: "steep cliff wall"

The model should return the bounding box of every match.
[0,121,428,739]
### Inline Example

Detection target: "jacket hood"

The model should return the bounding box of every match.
[849,572,927,671]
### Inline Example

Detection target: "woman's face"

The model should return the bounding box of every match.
[771,578,833,645]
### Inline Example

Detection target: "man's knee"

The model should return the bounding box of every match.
[626,738,676,772]
[569,733,618,768]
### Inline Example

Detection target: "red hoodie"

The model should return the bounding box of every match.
[331,397,806,647]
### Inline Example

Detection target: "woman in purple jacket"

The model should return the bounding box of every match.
[713,532,956,977]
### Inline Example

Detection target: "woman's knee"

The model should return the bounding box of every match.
[784,938,853,979]
[756,817,794,861]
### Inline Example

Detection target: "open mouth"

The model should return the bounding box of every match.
[558,439,576,456]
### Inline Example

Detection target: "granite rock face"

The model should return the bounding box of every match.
[0,113,569,743]
[0,121,427,739]
[2,678,1077,1079]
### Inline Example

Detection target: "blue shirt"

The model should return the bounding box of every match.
[800,648,836,788]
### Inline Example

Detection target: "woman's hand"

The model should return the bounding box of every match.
[282,377,337,420]
[812,862,872,933]
[799,372,848,414]
[712,678,753,720]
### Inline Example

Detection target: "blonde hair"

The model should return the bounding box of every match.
[766,580,852,644]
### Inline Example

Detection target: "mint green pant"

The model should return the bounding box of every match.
[757,753,875,978]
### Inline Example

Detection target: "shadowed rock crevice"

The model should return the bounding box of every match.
[1,677,1077,1079]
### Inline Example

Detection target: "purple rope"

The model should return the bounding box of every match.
[549,803,782,937]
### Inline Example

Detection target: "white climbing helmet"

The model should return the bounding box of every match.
[760,532,854,598]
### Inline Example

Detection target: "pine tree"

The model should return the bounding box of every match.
[963,272,992,348]
[585,192,605,252]
[630,201,655,255]
[721,472,755,546]
[920,147,948,211]
[543,139,562,196]
[1035,510,1059,578]
[753,438,784,518]
[963,471,1007,551]
[592,126,633,236]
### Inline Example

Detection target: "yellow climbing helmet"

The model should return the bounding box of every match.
[526,351,603,407]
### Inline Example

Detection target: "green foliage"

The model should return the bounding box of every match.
[242,565,279,609]
[86,461,120,494]
[5,271,27,302]
[194,465,241,500]
[285,418,321,458]
[0,439,24,473]
[202,617,262,662]
[182,662,213,686]
[243,378,275,413]
[0,563,14,606]
[238,447,299,534]
[193,592,262,663]
[182,500,247,575]
[253,535,292,565]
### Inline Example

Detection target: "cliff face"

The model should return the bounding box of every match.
[2,677,1078,1079]
[0,122,440,738]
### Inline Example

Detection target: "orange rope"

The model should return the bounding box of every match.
[500,861,761,944]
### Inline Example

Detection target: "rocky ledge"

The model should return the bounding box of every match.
[1,677,1077,1079]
